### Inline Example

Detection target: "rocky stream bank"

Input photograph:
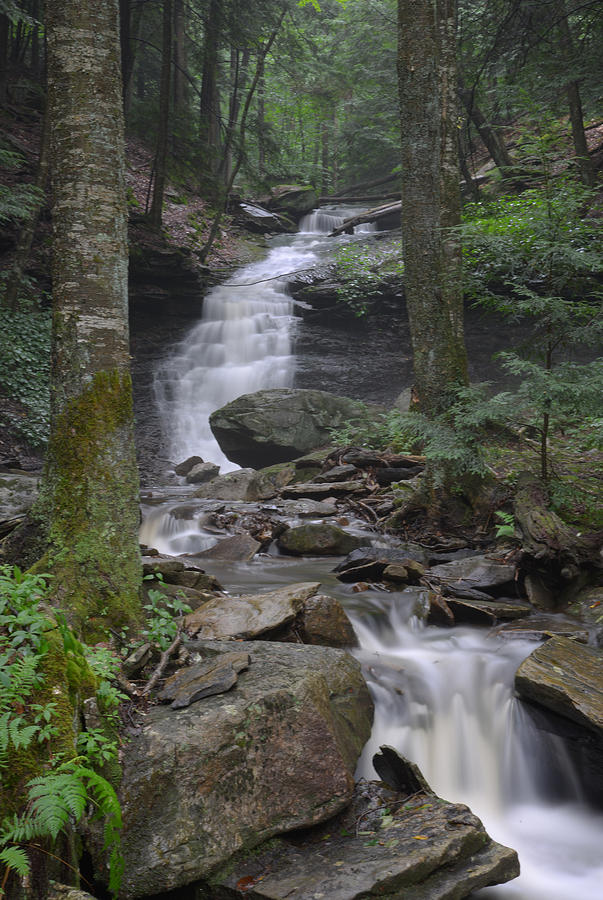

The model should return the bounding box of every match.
[2,384,602,900]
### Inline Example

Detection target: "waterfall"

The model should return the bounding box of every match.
[153,205,375,473]
[351,594,603,900]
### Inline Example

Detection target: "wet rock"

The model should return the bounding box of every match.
[373,744,433,795]
[277,523,370,556]
[334,544,431,582]
[196,533,261,561]
[524,572,556,610]
[295,593,358,648]
[376,465,423,484]
[280,480,367,499]
[566,584,603,626]
[444,597,532,626]
[0,471,39,521]
[185,461,220,484]
[194,468,257,500]
[122,643,153,678]
[264,183,318,217]
[383,559,426,584]
[515,636,603,734]
[276,498,338,518]
[209,388,373,467]
[211,780,519,900]
[174,455,204,476]
[158,650,250,708]
[234,201,289,233]
[141,555,185,579]
[184,582,321,640]
[313,463,358,483]
[170,568,223,593]
[49,885,97,900]
[145,580,217,611]
[110,640,373,898]
[497,614,591,643]
[429,554,516,596]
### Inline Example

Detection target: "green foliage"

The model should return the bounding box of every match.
[0,305,50,447]
[0,147,43,226]
[0,567,124,897]
[332,242,403,316]
[142,585,192,651]
[494,510,515,538]
[463,164,603,481]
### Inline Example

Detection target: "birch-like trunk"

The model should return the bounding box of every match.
[397,0,468,415]
[43,0,142,635]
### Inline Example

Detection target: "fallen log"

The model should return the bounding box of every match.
[318,192,400,205]
[329,200,402,236]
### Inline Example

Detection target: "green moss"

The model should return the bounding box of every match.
[39,369,142,638]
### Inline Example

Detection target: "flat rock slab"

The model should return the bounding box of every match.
[196,533,261,561]
[280,481,367,499]
[184,582,321,640]
[445,597,532,625]
[0,471,39,519]
[497,615,590,643]
[515,636,603,734]
[429,555,516,595]
[158,650,250,708]
[115,640,373,898]
[212,782,519,900]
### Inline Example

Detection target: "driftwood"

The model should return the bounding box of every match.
[142,631,182,696]
[329,201,401,236]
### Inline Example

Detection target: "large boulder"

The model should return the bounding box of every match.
[209,388,372,467]
[277,523,370,556]
[107,640,373,898]
[210,780,519,899]
[264,184,318,218]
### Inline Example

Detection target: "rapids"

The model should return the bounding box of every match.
[142,210,603,899]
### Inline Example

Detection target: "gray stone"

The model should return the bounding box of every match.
[276,498,338,518]
[280,480,367,499]
[265,183,318,217]
[277,523,370,556]
[313,464,358,483]
[209,388,373,467]
[444,597,533,626]
[184,582,321,640]
[212,781,519,900]
[429,555,516,595]
[515,636,603,734]
[194,468,257,500]
[0,471,39,520]
[111,640,373,898]
[296,593,358,648]
[196,533,261,561]
[174,455,204,476]
[497,615,591,643]
[185,461,220,484]
[158,650,250,708]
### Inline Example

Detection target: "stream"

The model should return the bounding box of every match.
[140,209,603,899]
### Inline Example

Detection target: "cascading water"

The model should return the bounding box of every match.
[145,211,603,899]
[351,590,603,900]
[152,206,369,472]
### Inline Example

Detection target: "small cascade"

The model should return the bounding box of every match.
[351,594,603,899]
[299,209,344,233]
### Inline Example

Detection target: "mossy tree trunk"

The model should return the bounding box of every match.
[42,0,142,637]
[397,0,469,416]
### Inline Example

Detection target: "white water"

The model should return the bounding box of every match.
[352,592,603,900]
[153,207,372,471]
[148,211,603,898]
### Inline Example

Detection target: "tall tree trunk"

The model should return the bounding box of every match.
[199,0,222,187]
[458,76,515,176]
[172,0,188,115]
[200,9,285,262]
[398,0,468,415]
[257,56,266,176]
[556,1,595,187]
[0,14,9,105]
[321,119,329,194]
[42,0,142,636]
[120,0,143,114]
[221,47,250,185]
[149,0,172,227]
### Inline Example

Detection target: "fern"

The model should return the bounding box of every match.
[0,846,29,880]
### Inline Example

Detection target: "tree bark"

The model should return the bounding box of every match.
[556,0,595,187]
[199,0,222,187]
[149,0,173,227]
[42,0,142,636]
[397,0,468,415]
[458,76,515,176]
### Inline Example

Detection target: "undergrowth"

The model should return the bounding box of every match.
[0,305,50,448]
